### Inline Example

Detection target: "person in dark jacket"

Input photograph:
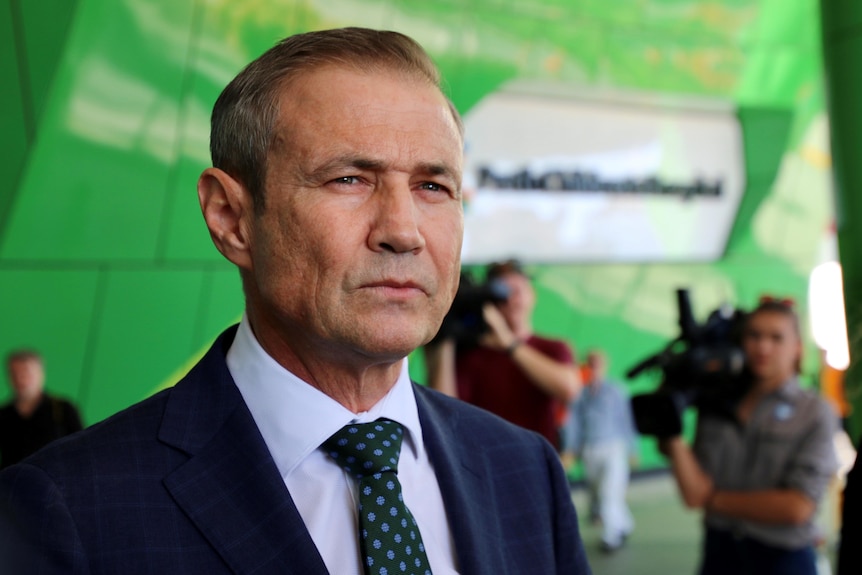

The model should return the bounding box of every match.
[0,349,82,469]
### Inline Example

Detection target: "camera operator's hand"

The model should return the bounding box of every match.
[657,436,679,457]
[661,436,715,510]
[479,304,581,402]
[478,304,519,352]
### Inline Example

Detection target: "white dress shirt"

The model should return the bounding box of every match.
[226,317,459,574]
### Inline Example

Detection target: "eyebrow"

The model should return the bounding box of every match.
[418,162,460,183]
[309,155,461,185]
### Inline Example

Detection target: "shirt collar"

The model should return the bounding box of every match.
[226,315,424,479]
[773,376,803,401]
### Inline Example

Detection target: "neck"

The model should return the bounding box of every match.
[737,373,790,424]
[754,374,793,393]
[245,311,409,413]
[750,373,791,398]
[256,330,405,413]
[299,360,404,413]
[15,393,43,417]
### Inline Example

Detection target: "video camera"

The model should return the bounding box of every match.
[626,289,749,438]
[432,271,510,347]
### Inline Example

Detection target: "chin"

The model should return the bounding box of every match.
[751,369,776,382]
[360,344,417,364]
[355,331,427,360]
[362,315,435,348]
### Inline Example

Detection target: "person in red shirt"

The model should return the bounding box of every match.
[426,260,580,447]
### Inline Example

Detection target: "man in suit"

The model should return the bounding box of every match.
[0,27,590,574]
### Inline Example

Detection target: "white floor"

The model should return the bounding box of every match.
[573,472,842,575]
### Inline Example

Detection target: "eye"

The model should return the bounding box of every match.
[332,176,361,185]
[418,181,459,199]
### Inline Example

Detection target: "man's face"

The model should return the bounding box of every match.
[243,66,464,365]
[7,358,45,400]
[742,311,800,383]
[495,272,535,328]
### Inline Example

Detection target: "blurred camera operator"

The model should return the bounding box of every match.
[426,259,580,449]
[660,297,838,575]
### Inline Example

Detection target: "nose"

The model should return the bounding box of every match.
[368,181,425,254]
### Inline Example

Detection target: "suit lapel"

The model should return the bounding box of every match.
[164,408,327,575]
[159,330,328,575]
[415,388,508,575]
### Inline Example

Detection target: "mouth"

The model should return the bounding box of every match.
[362,279,428,298]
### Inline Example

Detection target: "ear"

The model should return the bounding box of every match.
[197,167,254,271]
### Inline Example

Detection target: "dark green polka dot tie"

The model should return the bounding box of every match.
[322,418,433,575]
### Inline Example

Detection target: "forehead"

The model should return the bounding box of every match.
[8,356,40,367]
[7,358,42,375]
[273,65,462,157]
[746,310,796,332]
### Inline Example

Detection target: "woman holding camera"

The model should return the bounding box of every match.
[661,298,838,575]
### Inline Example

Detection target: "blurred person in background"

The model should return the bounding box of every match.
[426,259,580,449]
[0,349,83,469]
[661,297,838,575]
[562,349,638,553]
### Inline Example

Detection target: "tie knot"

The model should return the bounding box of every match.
[322,418,405,479]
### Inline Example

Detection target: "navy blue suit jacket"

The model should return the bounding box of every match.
[0,327,590,574]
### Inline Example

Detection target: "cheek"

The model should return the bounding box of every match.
[251,213,311,294]
[260,201,328,261]
[426,212,462,261]
[782,341,802,360]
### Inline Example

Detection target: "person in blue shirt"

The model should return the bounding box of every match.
[563,349,639,552]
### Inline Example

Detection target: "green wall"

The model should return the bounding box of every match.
[821,0,862,442]
[1,0,836,472]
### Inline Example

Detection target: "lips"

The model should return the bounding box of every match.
[364,279,426,293]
